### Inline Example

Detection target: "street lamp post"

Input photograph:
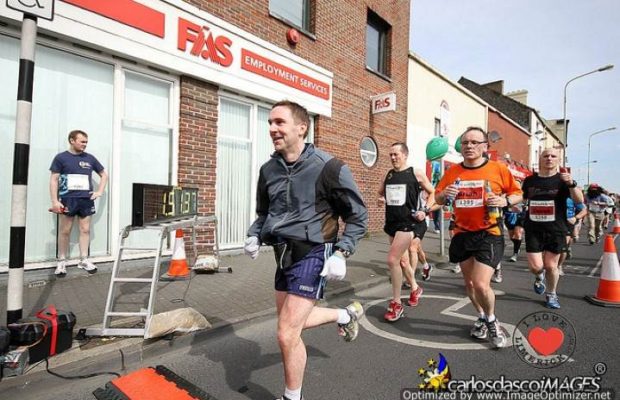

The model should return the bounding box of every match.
[587,127,617,185]
[562,64,614,163]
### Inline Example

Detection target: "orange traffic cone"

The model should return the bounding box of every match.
[161,229,190,280]
[612,213,620,234]
[585,234,620,307]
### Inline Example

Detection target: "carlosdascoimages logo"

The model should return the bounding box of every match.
[512,311,576,369]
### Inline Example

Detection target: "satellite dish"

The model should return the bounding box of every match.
[489,131,502,143]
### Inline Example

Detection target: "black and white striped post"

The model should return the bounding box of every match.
[7,14,38,325]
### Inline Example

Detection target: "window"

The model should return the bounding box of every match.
[270,0,312,32]
[434,118,441,137]
[0,34,176,266]
[216,96,315,249]
[366,10,390,76]
[360,136,378,167]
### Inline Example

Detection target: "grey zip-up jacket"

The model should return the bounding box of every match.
[247,144,368,255]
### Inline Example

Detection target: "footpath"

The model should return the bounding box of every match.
[0,231,451,382]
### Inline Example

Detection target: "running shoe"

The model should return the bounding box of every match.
[384,302,404,322]
[566,246,572,260]
[558,265,565,276]
[421,263,433,281]
[402,280,412,290]
[470,317,488,340]
[55,260,67,277]
[486,319,507,348]
[492,268,503,283]
[78,259,98,274]
[509,254,518,262]
[545,293,561,309]
[534,273,546,295]
[338,301,364,342]
[407,286,423,306]
[451,264,461,274]
[274,396,303,400]
[386,299,397,313]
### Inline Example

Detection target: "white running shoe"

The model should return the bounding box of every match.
[78,259,98,274]
[451,264,461,274]
[55,260,67,277]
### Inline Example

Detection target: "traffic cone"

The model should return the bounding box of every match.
[585,234,620,307]
[612,213,620,234]
[161,229,190,280]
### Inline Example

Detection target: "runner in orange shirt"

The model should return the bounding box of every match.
[435,127,522,348]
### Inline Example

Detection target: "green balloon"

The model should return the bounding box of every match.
[426,136,449,161]
[455,136,462,153]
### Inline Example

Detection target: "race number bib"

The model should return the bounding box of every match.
[385,184,406,206]
[66,174,89,191]
[529,200,555,222]
[454,180,484,208]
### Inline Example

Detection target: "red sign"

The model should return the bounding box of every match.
[62,0,165,38]
[241,49,330,100]
[177,17,233,67]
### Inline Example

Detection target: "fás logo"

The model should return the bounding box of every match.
[177,17,233,67]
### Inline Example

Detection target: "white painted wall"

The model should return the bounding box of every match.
[407,55,487,170]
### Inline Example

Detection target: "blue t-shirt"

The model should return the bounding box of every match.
[50,151,104,198]
[566,198,585,218]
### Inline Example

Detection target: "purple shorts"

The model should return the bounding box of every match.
[274,242,330,300]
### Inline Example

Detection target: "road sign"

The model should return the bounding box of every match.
[6,0,54,21]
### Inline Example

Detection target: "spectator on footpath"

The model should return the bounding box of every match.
[378,142,435,322]
[49,129,108,277]
[243,100,368,400]
[435,127,522,348]
[522,148,583,309]
[584,184,607,244]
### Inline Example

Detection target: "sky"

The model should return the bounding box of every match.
[409,0,620,193]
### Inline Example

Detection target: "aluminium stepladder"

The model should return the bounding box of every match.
[84,215,219,337]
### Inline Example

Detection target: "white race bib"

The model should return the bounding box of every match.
[454,180,484,208]
[529,200,555,222]
[66,174,89,191]
[385,184,406,206]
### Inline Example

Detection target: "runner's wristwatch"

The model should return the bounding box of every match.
[567,180,578,188]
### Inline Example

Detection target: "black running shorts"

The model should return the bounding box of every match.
[525,229,567,254]
[449,230,504,269]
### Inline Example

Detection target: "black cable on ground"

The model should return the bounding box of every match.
[44,349,125,380]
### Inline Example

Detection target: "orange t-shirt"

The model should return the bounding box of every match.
[436,160,522,235]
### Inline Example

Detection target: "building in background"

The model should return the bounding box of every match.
[459,77,564,172]
[0,1,410,270]
[407,53,487,173]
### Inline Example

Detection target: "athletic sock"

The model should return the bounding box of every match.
[479,312,486,320]
[486,314,496,323]
[284,387,302,400]
[512,239,522,254]
[536,272,544,280]
[336,309,351,324]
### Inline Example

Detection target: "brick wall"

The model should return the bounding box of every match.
[180,0,410,245]
[488,109,530,167]
[178,77,219,252]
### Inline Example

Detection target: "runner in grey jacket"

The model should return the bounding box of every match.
[243,100,367,400]
[248,143,367,254]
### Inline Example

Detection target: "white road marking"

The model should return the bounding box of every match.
[359,292,517,350]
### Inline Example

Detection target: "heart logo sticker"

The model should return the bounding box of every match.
[527,327,564,356]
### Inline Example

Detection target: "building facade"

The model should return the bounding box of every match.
[407,53,487,170]
[0,0,410,269]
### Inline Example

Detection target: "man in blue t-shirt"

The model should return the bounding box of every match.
[49,130,108,277]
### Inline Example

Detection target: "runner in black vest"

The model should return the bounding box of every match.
[522,148,583,309]
[379,142,435,322]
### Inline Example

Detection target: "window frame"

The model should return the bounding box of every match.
[366,9,391,78]
[269,0,315,37]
